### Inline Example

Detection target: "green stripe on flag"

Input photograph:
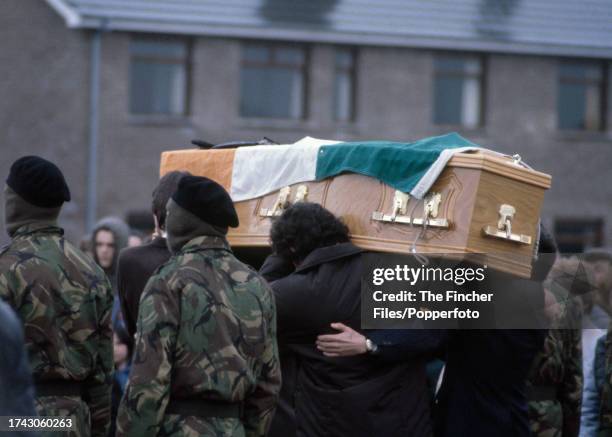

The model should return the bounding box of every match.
[314,132,478,193]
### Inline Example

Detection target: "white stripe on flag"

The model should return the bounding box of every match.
[230,137,340,202]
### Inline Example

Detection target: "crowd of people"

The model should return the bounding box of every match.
[1,154,612,437]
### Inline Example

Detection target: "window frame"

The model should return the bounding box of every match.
[432,52,487,129]
[239,42,309,120]
[129,35,192,117]
[554,217,604,253]
[557,59,607,132]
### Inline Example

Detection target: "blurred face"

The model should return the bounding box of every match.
[95,230,115,269]
[113,333,128,367]
[591,260,612,291]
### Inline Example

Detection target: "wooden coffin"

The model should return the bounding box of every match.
[160,149,551,278]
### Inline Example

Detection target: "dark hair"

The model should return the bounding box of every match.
[270,202,349,263]
[152,171,190,229]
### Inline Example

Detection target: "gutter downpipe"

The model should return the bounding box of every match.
[86,20,108,232]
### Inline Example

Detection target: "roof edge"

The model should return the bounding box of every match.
[45,0,82,28]
[77,18,612,59]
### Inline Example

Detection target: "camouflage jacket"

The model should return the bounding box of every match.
[527,301,583,437]
[116,236,281,437]
[0,224,113,437]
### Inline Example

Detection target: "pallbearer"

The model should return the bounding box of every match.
[117,176,280,437]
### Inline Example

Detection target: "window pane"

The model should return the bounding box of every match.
[560,63,602,82]
[334,71,352,121]
[129,38,189,115]
[434,56,482,127]
[334,49,355,121]
[558,82,587,129]
[463,59,481,75]
[435,57,481,75]
[130,60,186,115]
[558,62,603,131]
[434,76,464,125]
[435,57,463,73]
[240,44,306,119]
[240,66,303,118]
[461,76,481,128]
[585,84,602,130]
[554,219,603,253]
[243,45,270,63]
[336,49,354,69]
[275,47,304,65]
[131,39,187,59]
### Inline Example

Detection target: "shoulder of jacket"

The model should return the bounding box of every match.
[0,237,31,253]
[0,239,38,267]
[147,255,183,284]
[117,243,148,265]
[0,243,10,258]
[61,240,101,272]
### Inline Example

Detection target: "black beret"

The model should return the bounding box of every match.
[172,175,239,228]
[6,156,71,208]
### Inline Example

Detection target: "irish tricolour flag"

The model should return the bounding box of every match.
[160,133,482,202]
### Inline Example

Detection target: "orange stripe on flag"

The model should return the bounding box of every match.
[159,149,236,192]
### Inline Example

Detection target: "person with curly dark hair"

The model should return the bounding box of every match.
[270,202,350,264]
[260,202,433,437]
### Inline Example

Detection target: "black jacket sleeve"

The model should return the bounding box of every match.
[367,329,448,362]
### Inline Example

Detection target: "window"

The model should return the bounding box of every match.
[433,55,484,128]
[554,218,604,253]
[240,44,307,119]
[334,48,357,122]
[129,36,190,116]
[558,61,606,131]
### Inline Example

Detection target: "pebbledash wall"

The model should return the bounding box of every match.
[1,0,612,249]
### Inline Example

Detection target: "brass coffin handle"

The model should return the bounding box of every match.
[372,191,449,228]
[482,204,532,244]
[259,185,309,217]
[294,185,309,203]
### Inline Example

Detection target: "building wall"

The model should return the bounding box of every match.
[2,0,612,249]
[0,0,90,246]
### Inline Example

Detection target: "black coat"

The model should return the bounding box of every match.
[261,244,432,437]
[433,272,548,437]
[117,236,171,340]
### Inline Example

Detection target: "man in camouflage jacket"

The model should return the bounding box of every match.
[528,258,586,437]
[117,175,280,437]
[0,156,113,437]
[527,313,582,436]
